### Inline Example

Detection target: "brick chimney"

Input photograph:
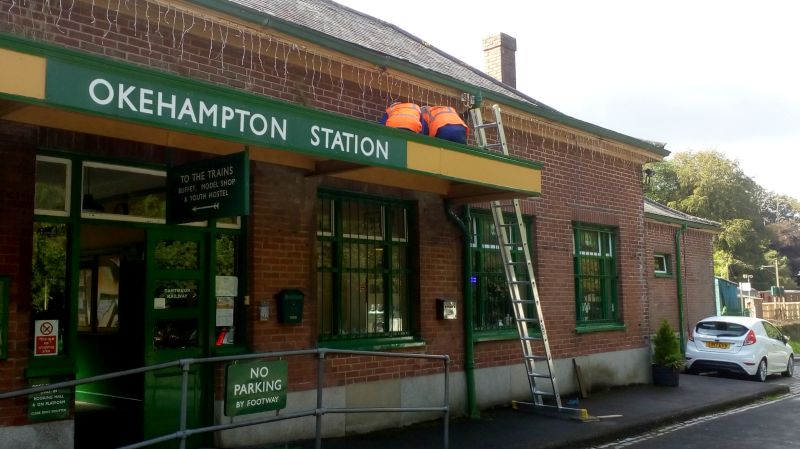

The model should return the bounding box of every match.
[483,33,517,88]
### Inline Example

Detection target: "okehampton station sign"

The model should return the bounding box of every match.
[44,58,407,169]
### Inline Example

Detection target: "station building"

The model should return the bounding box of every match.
[0,0,714,447]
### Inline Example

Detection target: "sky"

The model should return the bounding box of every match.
[334,0,800,199]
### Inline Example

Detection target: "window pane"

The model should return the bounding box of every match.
[154,319,198,349]
[391,205,407,241]
[317,194,410,338]
[654,255,667,273]
[96,256,120,329]
[78,268,93,332]
[155,240,199,270]
[216,235,237,276]
[82,163,166,220]
[35,157,70,214]
[31,223,69,355]
[317,199,333,235]
[154,279,199,308]
[391,274,406,332]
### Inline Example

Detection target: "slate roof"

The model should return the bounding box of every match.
[644,198,720,230]
[218,0,667,155]
[228,0,554,109]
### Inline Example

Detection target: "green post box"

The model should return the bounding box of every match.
[277,289,305,324]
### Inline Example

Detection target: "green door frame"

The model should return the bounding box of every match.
[143,227,212,447]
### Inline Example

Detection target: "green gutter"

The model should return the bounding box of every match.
[187,0,668,157]
[675,224,686,352]
[445,202,479,418]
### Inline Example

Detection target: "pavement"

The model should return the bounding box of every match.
[256,372,795,449]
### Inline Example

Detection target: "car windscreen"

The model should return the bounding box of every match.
[695,321,749,337]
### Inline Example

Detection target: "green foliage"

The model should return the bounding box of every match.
[643,150,800,288]
[31,223,68,313]
[652,320,683,369]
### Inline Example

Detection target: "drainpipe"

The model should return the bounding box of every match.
[445,202,479,418]
[675,224,687,352]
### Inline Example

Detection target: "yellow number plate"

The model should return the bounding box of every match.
[705,341,730,349]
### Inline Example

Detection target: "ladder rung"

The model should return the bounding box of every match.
[521,336,542,341]
[509,280,532,285]
[534,390,555,397]
[524,355,548,361]
[474,122,498,130]
[511,299,535,303]
[516,318,539,323]
[529,372,554,379]
[484,143,504,149]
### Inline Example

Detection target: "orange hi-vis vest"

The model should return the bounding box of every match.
[422,106,469,137]
[385,103,422,133]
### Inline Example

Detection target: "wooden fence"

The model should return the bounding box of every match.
[760,301,800,322]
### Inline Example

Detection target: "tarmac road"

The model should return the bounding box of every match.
[588,368,800,449]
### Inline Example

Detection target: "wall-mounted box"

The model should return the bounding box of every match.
[277,289,305,324]
[436,298,457,320]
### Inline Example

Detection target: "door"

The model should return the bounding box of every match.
[143,229,211,448]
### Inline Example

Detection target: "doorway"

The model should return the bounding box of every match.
[74,225,212,448]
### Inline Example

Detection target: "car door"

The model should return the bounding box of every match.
[762,321,788,373]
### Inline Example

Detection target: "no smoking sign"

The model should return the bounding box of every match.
[34,319,58,357]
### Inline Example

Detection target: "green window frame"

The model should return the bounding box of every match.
[316,191,413,342]
[470,211,535,336]
[0,276,8,360]
[654,253,671,277]
[573,223,620,328]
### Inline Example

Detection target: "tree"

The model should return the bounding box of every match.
[643,151,785,288]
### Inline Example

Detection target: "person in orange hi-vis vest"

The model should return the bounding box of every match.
[421,105,469,144]
[379,102,423,133]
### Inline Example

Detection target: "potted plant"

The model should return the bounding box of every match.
[652,319,683,386]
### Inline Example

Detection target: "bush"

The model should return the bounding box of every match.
[653,319,683,369]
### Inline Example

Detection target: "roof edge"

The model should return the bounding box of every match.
[189,0,669,157]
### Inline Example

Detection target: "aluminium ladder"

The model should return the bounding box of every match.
[469,103,586,419]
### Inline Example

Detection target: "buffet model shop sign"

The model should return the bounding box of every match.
[225,360,288,417]
[166,151,249,224]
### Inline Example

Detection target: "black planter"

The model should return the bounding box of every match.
[652,364,680,386]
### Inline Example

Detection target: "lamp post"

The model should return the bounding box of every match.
[761,259,780,289]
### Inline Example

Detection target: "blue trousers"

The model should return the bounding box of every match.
[435,125,467,144]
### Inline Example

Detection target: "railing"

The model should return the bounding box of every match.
[0,348,450,449]
[761,301,800,322]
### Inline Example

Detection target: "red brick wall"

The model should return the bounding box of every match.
[0,122,37,425]
[0,0,659,399]
[646,221,716,337]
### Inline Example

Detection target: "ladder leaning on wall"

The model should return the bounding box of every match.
[467,99,587,420]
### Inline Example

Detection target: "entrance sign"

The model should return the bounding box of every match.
[167,151,250,224]
[34,319,58,356]
[28,379,70,421]
[45,59,407,169]
[225,360,288,416]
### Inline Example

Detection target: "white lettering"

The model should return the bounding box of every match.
[376,140,389,160]
[310,125,320,146]
[89,79,113,105]
[221,106,235,129]
[117,84,137,111]
[177,98,197,123]
[199,102,218,127]
[250,113,268,136]
[271,117,287,140]
[139,88,154,114]
[360,136,374,157]
[158,92,177,119]
[234,108,251,133]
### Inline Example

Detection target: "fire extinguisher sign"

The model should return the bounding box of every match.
[34,320,58,356]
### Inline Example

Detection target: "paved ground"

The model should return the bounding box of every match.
[248,372,795,449]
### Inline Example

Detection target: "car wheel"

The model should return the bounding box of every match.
[782,355,795,378]
[752,358,768,382]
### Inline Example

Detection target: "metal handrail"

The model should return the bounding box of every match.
[0,348,450,449]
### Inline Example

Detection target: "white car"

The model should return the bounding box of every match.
[684,316,794,382]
